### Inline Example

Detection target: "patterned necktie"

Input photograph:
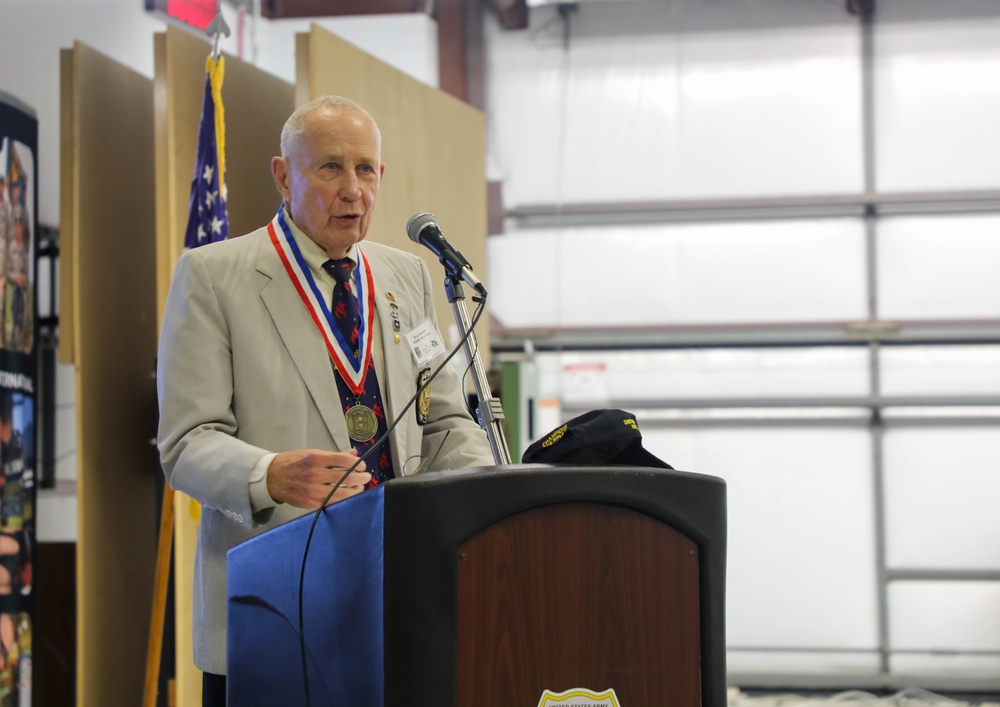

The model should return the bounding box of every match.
[323,258,360,357]
[322,257,396,486]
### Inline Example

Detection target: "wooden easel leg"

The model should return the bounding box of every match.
[144,481,175,707]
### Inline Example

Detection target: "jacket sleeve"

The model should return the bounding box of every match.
[413,257,497,472]
[156,249,273,527]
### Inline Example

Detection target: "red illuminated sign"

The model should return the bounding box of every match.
[163,0,217,31]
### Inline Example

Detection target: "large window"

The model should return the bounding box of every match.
[485,0,1000,691]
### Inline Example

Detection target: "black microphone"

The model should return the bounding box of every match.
[406,212,487,297]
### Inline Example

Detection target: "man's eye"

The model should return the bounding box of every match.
[358,164,373,173]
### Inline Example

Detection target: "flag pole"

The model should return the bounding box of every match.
[206,9,231,60]
[144,8,231,704]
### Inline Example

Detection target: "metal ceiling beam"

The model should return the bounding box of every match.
[502,190,1000,229]
[490,319,1000,353]
[436,0,482,105]
[261,0,429,18]
[261,0,527,29]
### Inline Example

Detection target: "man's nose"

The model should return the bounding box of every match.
[339,173,362,201]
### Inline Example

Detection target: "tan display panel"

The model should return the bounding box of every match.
[297,25,491,362]
[60,42,160,706]
[153,25,294,706]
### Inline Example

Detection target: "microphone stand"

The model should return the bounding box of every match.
[444,277,512,465]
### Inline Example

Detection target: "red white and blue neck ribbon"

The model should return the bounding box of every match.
[268,207,375,394]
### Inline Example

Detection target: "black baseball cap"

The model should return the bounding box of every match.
[522,409,674,470]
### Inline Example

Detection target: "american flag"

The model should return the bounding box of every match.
[184,55,228,248]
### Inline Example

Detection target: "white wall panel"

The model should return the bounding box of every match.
[729,650,880,675]
[644,426,878,651]
[489,218,867,328]
[875,17,1000,193]
[880,345,1000,397]
[889,581,1000,652]
[486,7,863,208]
[890,652,1000,678]
[884,426,1000,570]
[877,215,1000,320]
[670,28,863,199]
[486,229,562,327]
[484,13,574,200]
[557,31,683,203]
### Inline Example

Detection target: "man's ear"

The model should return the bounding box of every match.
[272,156,291,200]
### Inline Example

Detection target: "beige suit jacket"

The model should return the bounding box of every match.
[157,222,493,674]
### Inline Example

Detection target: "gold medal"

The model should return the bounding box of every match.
[345,404,378,442]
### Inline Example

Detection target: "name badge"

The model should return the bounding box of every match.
[405,318,445,366]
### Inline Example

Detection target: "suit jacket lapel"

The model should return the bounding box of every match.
[255,233,354,452]
[366,252,420,475]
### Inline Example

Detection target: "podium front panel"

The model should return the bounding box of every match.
[456,502,701,706]
[383,465,726,707]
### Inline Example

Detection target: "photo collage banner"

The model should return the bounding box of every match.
[0,90,36,707]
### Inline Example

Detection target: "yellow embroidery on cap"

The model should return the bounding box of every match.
[541,424,568,448]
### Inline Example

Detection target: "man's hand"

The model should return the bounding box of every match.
[266,448,371,509]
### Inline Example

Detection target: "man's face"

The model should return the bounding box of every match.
[272,107,385,258]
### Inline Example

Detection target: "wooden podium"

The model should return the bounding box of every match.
[227,465,726,706]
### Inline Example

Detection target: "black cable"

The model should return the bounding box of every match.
[419,428,451,475]
[296,293,487,705]
[459,337,480,418]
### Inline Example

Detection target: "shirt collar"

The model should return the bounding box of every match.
[281,206,358,279]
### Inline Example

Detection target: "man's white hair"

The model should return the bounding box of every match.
[279,95,382,157]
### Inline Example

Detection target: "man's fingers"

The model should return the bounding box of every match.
[345,470,372,486]
[267,448,372,509]
[315,468,370,485]
[309,475,369,505]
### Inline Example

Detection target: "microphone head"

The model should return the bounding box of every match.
[406,212,438,243]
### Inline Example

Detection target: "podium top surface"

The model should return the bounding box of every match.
[229,463,726,563]
[385,463,725,546]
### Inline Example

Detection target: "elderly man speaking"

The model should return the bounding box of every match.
[157,95,493,706]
